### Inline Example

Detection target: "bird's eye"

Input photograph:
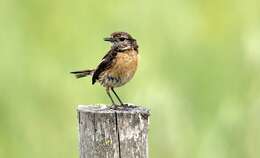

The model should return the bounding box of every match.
[119,37,125,41]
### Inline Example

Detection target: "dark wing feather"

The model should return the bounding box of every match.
[92,49,117,84]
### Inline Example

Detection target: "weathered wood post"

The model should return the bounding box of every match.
[77,104,150,158]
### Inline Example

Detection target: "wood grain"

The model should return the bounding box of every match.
[77,104,150,158]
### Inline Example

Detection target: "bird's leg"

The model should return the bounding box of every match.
[106,87,115,106]
[111,88,125,106]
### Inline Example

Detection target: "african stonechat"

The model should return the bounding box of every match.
[71,32,139,106]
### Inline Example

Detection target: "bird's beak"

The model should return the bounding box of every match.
[104,37,114,42]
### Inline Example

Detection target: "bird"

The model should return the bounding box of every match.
[71,32,139,106]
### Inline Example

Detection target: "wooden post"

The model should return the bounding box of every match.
[77,105,150,158]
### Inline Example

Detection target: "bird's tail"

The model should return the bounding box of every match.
[70,69,95,79]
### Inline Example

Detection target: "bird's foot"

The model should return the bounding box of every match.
[120,103,128,107]
[109,103,137,110]
[109,104,118,110]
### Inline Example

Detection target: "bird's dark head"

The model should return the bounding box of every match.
[104,32,138,51]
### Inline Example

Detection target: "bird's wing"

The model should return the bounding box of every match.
[92,49,117,84]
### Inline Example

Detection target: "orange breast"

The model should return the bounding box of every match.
[99,50,138,87]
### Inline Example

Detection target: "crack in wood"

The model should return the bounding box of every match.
[115,112,122,158]
[77,105,149,158]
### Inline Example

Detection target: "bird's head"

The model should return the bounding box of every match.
[104,32,138,51]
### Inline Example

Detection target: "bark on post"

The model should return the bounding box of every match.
[77,104,150,158]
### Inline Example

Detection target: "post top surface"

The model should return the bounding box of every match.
[77,104,150,114]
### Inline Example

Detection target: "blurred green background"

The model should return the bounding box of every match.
[1,0,260,157]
